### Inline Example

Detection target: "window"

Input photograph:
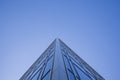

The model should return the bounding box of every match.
[63,55,71,70]
[42,55,53,79]
[31,69,41,80]
[42,70,50,80]
[69,60,77,77]
[74,65,91,80]
[67,69,76,80]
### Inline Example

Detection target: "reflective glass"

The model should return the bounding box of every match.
[83,66,94,78]
[69,54,80,65]
[37,56,46,67]
[43,56,53,76]
[42,70,50,80]
[75,65,91,80]
[63,55,71,70]
[48,52,54,60]
[61,49,67,56]
[31,70,40,80]
[68,69,75,80]
[69,60,77,77]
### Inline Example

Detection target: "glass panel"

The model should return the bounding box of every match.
[70,57,86,73]
[63,55,71,70]
[69,54,80,65]
[68,69,76,80]
[42,70,50,80]
[48,52,54,60]
[37,56,46,67]
[69,60,77,76]
[61,49,65,55]
[83,66,95,78]
[31,70,40,80]
[43,56,53,76]
[30,66,44,80]
[75,65,91,80]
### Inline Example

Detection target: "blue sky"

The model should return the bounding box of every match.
[0,0,120,80]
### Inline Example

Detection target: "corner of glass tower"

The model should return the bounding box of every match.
[19,38,105,80]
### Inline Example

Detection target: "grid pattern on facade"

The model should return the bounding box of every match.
[60,40,104,80]
[20,40,56,80]
[20,39,105,80]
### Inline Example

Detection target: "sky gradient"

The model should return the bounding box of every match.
[0,0,120,80]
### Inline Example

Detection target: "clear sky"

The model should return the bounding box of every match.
[0,0,120,80]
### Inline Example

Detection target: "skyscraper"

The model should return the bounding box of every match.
[20,39,105,80]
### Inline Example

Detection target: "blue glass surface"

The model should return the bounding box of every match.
[43,56,53,77]
[68,69,75,80]
[75,65,91,80]
[42,70,50,80]
[31,70,40,80]
[63,55,71,70]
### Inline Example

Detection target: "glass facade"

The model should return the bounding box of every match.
[20,39,105,80]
